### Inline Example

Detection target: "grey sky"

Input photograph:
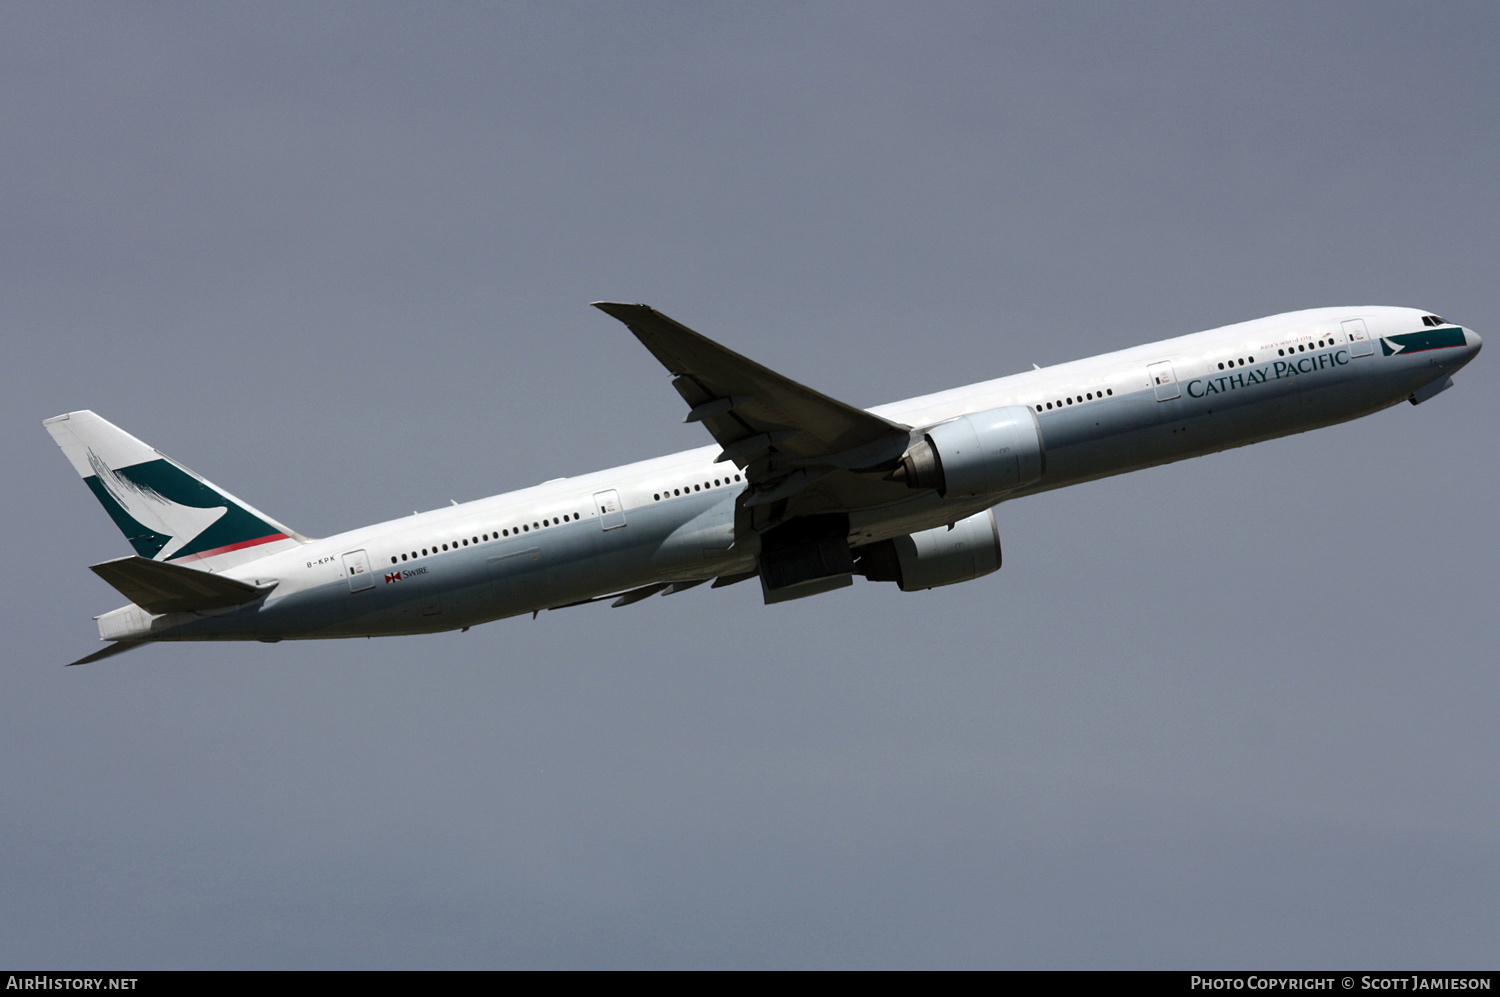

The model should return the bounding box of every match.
[3,3,1497,968]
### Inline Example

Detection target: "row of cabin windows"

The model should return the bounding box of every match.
[1035,388,1112,412]
[388,512,583,564]
[653,473,742,502]
[1005,335,1363,417]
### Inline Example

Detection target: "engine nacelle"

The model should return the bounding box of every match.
[889,405,1044,498]
[855,509,1002,592]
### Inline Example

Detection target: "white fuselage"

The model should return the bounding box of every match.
[102,306,1479,643]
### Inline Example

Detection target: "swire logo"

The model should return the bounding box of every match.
[385,567,426,583]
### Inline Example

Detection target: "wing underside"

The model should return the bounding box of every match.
[593,303,918,533]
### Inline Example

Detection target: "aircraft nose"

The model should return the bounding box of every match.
[1466,327,1483,357]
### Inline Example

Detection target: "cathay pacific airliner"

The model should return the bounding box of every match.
[47,303,1480,665]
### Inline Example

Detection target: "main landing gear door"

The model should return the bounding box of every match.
[342,549,375,592]
[594,489,626,530]
[1343,318,1374,357]
[1147,361,1180,401]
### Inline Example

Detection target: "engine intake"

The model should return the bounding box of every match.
[888,405,1044,497]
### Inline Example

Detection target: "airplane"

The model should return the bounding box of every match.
[47,303,1481,665]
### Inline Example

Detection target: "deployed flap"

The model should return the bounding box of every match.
[592,303,910,473]
[90,556,275,615]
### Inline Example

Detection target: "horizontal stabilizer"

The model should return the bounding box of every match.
[90,556,275,615]
[68,640,147,667]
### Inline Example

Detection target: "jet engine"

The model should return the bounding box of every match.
[888,405,1044,498]
[855,509,1002,591]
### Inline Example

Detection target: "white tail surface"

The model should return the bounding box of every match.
[44,411,307,571]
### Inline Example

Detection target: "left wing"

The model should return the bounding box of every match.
[593,303,916,530]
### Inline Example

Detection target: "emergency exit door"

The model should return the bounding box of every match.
[1343,318,1374,357]
[342,549,375,592]
[1147,361,1180,401]
[594,489,626,530]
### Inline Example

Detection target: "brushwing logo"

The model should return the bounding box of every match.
[86,450,226,561]
[1380,327,1468,357]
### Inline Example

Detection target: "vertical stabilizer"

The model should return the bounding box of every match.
[44,411,306,571]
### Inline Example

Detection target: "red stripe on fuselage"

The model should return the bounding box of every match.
[169,533,289,562]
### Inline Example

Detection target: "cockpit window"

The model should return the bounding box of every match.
[1422,315,1446,327]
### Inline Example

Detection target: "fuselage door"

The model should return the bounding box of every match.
[594,489,626,530]
[342,549,375,592]
[1147,361,1180,401]
[1343,318,1374,357]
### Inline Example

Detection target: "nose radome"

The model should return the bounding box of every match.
[1466,327,1483,356]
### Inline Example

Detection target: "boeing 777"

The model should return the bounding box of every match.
[47,303,1481,665]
